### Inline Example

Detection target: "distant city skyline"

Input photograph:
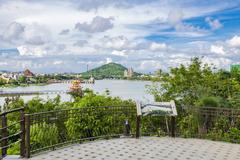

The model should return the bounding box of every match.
[0,0,240,73]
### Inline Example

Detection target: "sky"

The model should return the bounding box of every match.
[0,0,240,73]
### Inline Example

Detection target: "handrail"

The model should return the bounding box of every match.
[0,107,24,116]
[0,107,25,158]
[0,120,24,131]
[0,131,23,142]
[26,105,135,116]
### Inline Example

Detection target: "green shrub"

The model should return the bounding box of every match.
[30,122,58,149]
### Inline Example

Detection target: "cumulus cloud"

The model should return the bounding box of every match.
[150,42,167,51]
[202,57,232,68]
[17,45,47,57]
[59,29,70,35]
[139,60,162,71]
[227,36,240,47]
[23,23,51,45]
[210,45,225,55]
[167,9,183,25]
[205,17,222,30]
[99,36,134,50]
[106,57,113,64]
[167,9,207,35]
[73,40,88,47]
[1,22,50,46]
[1,22,25,41]
[75,16,114,33]
[53,60,64,65]
[75,0,153,11]
[112,50,128,57]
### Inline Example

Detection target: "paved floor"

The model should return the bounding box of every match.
[29,137,240,160]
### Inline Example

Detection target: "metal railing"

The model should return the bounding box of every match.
[1,106,240,158]
[25,105,137,157]
[0,107,25,159]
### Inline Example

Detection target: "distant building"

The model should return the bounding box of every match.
[0,72,20,83]
[0,73,10,83]
[88,75,95,84]
[23,69,34,78]
[69,80,83,97]
[124,68,134,78]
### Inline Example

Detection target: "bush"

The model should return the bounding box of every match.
[30,122,58,150]
[196,96,222,108]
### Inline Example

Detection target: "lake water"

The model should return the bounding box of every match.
[0,80,155,106]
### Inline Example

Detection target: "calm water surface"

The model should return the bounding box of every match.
[0,80,155,106]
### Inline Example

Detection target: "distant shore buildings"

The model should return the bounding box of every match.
[23,69,34,78]
[124,68,134,78]
[0,69,34,83]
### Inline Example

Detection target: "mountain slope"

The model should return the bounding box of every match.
[81,62,136,79]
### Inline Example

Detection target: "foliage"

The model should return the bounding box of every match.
[196,96,223,108]
[178,114,198,138]
[30,122,58,149]
[147,57,240,108]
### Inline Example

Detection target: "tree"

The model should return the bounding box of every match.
[147,57,240,108]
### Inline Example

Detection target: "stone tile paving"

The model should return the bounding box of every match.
[28,137,240,160]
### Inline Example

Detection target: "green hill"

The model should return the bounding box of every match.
[81,62,139,79]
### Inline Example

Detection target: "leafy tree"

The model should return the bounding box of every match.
[147,57,240,108]
[18,76,27,83]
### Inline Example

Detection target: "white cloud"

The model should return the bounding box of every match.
[205,17,222,30]
[73,40,88,47]
[167,9,183,25]
[139,60,162,71]
[59,29,70,35]
[0,61,8,66]
[202,57,232,68]
[210,45,225,55]
[23,23,51,45]
[150,42,167,51]
[17,45,47,57]
[75,16,114,33]
[53,60,63,65]
[1,22,25,41]
[98,36,139,50]
[227,36,240,47]
[112,50,127,57]
[106,57,113,64]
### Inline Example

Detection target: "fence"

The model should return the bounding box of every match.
[0,108,25,159]
[25,106,136,157]
[1,106,240,158]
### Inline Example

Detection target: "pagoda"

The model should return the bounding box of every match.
[69,80,83,97]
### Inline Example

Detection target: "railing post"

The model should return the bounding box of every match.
[124,120,130,136]
[25,115,31,158]
[20,109,25,157]
[136,115,141,138]
[171,116,176,137]
[1,114,7,158]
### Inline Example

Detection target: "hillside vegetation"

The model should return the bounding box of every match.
[81,62,139,79]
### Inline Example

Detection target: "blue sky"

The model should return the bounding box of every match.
[0,0,240,73]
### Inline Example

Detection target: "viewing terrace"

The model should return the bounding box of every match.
[1,106,240,160]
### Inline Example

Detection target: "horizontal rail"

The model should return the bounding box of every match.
[26,105,135,116]
[0,120,24,131]
[0,139,22,150]
[0,107,24,116]
[0,131,23,142]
